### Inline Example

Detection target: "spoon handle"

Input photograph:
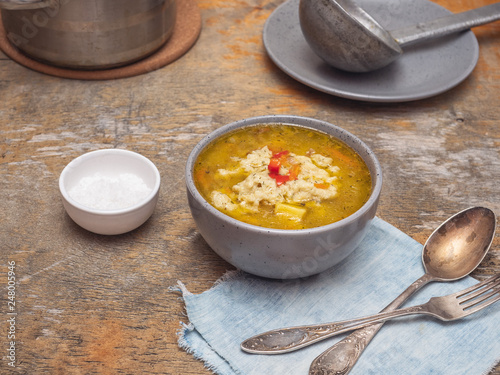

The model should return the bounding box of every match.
[308,273,435,375]
[391,3,500,47]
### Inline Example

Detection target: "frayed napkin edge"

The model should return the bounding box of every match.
[482,359,500,375]
[173,285,225,375]
[172,270,243,297]
[172,273,246,375]
[176,322,224,374]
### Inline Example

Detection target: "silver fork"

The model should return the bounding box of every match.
[241,273,500,354]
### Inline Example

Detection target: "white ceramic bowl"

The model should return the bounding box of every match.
[59,149,161,235]
[186,115,383,279]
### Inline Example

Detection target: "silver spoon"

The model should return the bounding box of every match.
[299,0,500,72]
[309,206,496,375]
[240,207,496,357]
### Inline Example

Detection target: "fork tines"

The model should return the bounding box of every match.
[457,273,500,314]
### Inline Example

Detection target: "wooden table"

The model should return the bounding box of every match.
[1,0,498,373]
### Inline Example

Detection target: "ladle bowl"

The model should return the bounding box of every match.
[299,0,500,72]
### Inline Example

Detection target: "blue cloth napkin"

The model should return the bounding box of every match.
[175,217,500,375]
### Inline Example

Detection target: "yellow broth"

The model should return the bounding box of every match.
[193,124,371,229]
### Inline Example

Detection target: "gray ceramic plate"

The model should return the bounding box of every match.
[263,0,479,102]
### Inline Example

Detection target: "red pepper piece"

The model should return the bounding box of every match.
[273,150,289,158]
[268,158,281,174]
[269,173,290,186]
[268,150,298,186]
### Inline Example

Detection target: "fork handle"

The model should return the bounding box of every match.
[309,273,435,374]
[241,273,436,354]
[242,304,429,354]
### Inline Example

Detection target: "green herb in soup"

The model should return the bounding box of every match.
[194,124,371,230]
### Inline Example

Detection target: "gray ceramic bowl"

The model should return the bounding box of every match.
[186,115,382,279]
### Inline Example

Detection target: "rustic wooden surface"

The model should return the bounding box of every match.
[1,0,498,374]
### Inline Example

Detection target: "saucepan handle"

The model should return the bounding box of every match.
[0,0,53,10]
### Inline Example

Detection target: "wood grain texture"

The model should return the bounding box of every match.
[0,0,498,374]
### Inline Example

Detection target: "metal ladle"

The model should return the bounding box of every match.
[299,0,500,72]
[241,207,496,359]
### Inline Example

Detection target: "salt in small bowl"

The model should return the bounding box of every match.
[59,149,161,235]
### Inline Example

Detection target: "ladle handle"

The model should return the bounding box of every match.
[390,3,500,47]
[308,273,435,375]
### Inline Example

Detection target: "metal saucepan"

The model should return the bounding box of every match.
[0,0,176,69]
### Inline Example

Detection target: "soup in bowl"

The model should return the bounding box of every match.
[185,115,382,279]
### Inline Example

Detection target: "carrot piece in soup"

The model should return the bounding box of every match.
[288,164,300,181]
[194,168,211,190]
[314,183,329,189]
[328,147,358,169]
